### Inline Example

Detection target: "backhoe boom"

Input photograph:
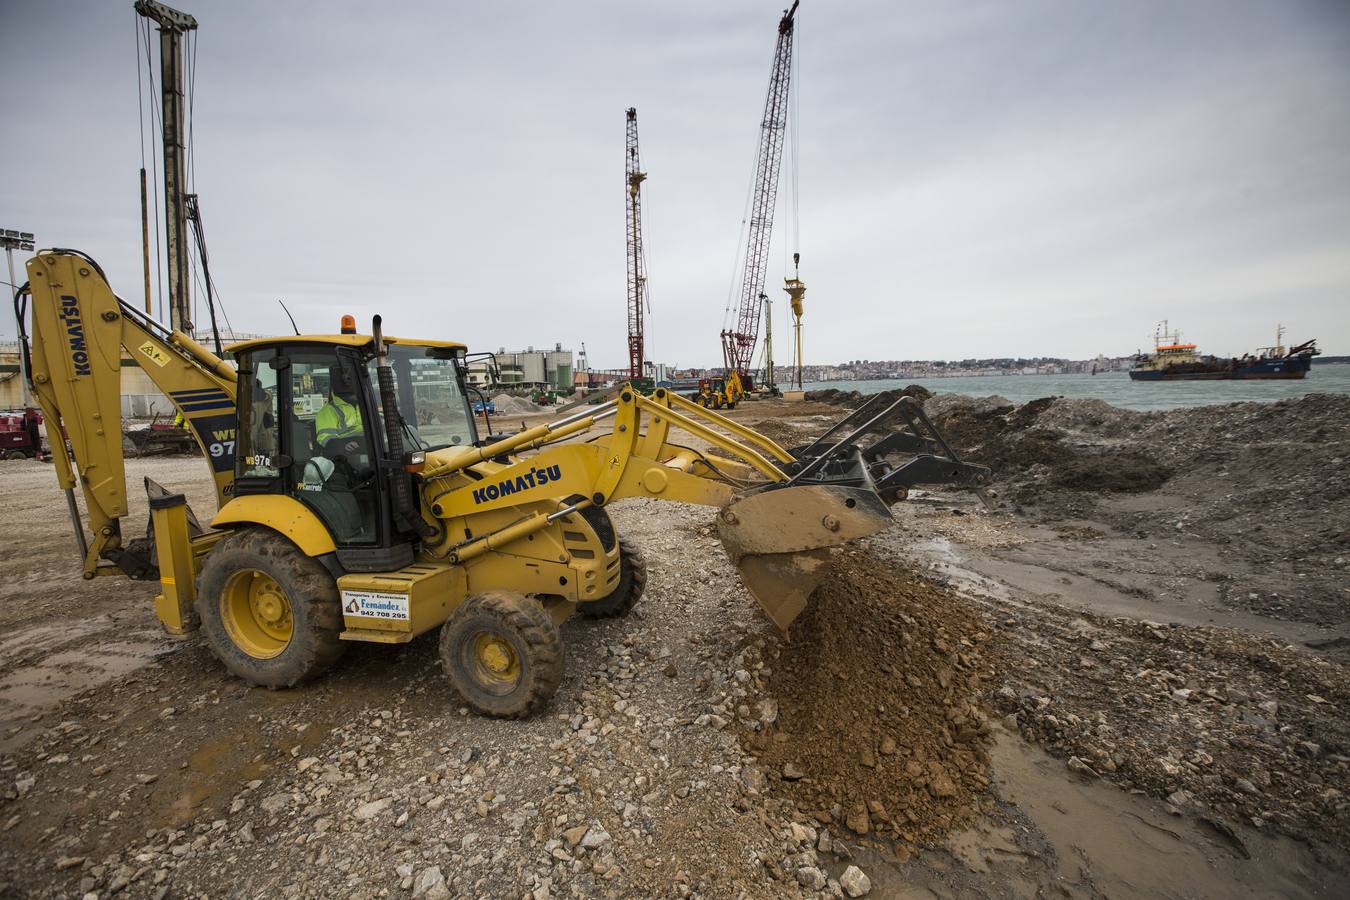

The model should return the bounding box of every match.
[22,250,236,578]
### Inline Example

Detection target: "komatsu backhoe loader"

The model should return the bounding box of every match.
[696,370,745,410]
[17,249,988,717]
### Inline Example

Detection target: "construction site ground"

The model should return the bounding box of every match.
[1,395,1347,898]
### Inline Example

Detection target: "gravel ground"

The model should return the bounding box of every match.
[2,394,1349,898]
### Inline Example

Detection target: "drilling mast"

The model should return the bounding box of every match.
[135,0,197,335]
[625,108,648,381]
[721,0,799,386]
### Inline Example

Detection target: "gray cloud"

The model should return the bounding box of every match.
[2,0,1347,364]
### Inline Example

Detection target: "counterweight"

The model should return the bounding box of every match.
[625,108,648,381]
[722,0,799,383]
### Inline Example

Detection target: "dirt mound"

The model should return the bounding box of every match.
[806,384,933,409]
[490,393,547,415]
[925,396,1054,470]
[910,394,1173,500]
[741,554,996,846]
[1048,451,1172,493]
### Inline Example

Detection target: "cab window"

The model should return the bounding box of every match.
[366,344,476,451]
[235,354,280,480]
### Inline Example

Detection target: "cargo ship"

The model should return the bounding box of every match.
[1129,323,1319,381]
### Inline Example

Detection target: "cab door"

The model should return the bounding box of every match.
[234,344,414,572]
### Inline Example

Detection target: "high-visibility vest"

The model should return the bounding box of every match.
[316,395,363,445]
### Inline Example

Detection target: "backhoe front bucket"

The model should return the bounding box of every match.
[718,484,893,635]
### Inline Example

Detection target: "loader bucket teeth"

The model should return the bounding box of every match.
[718,484,893,635]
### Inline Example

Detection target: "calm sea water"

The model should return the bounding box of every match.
[805,363,1350,412]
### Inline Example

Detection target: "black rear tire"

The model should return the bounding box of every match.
[578,540,647,619]
[195,528,347,688]
[440,591,563,718]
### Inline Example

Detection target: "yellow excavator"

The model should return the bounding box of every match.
[17,249,989,717]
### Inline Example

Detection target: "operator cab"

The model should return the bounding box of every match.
[228,332,475,572]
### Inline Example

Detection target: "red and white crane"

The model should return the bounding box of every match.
[721,0,800,388]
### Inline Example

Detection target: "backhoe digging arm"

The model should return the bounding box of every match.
[21,250,237,578]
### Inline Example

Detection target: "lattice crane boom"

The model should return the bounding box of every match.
[722,0,799,383]
[625,107,648,381]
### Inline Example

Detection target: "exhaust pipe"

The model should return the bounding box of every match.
[371,316,435,539]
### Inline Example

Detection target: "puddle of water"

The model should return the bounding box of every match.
[903,524,1346,649]
[983,730,1339,899]
[162,734,271,827]
[945,823,1029,874]
[907,536,1011,602]
[158,717,334,828]
[846,731,1344,898]
[0,618,111,657]
[0,629,170,752]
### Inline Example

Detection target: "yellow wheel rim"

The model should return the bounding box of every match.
[221,569,294,659]
[471,632,521,688]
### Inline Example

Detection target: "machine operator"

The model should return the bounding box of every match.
[316,365,366,460]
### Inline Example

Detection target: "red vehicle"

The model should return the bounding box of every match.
[0,408,44,460]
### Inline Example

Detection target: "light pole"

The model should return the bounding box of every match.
[2,228,36,407]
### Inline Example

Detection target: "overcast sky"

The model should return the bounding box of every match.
[3,0,1348,367]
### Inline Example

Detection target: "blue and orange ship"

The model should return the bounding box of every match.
[1129,323,1319,381]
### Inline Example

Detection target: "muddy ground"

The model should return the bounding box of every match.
[1,394,1347,898]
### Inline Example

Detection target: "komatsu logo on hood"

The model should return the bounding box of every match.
[472,464,562,504]
[59,295,91,376]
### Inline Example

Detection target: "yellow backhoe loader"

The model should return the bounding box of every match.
[17,249,989,717]
[696,370,745,410]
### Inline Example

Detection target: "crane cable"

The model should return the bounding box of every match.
[136,15,165,324]
[722,129,762,333]
[787,11,802,375]
[186,29,197,332]
[638,146,654,367]
[790,8,801,261]
[181,30,232,348]
[137,19,230,344]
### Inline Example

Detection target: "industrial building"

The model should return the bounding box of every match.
[468,345,574,391]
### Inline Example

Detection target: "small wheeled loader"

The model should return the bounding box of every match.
[17,250,988,717]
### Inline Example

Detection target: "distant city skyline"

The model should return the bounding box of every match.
[2,1,1348,367]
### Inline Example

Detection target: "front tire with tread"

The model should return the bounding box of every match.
[440,591,563,718]
[195,528,346,688]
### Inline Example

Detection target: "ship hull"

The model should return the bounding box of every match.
[1129,356,1313,381]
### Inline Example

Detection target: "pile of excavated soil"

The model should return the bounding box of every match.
[923,394,1172,496]
[804,388,1349,624]
[808,389,1172,497]
[740,553,997,846]
[490,393,548,415]
[807,385,933,409]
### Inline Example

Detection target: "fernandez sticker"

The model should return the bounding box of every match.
[341,590,410,621]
